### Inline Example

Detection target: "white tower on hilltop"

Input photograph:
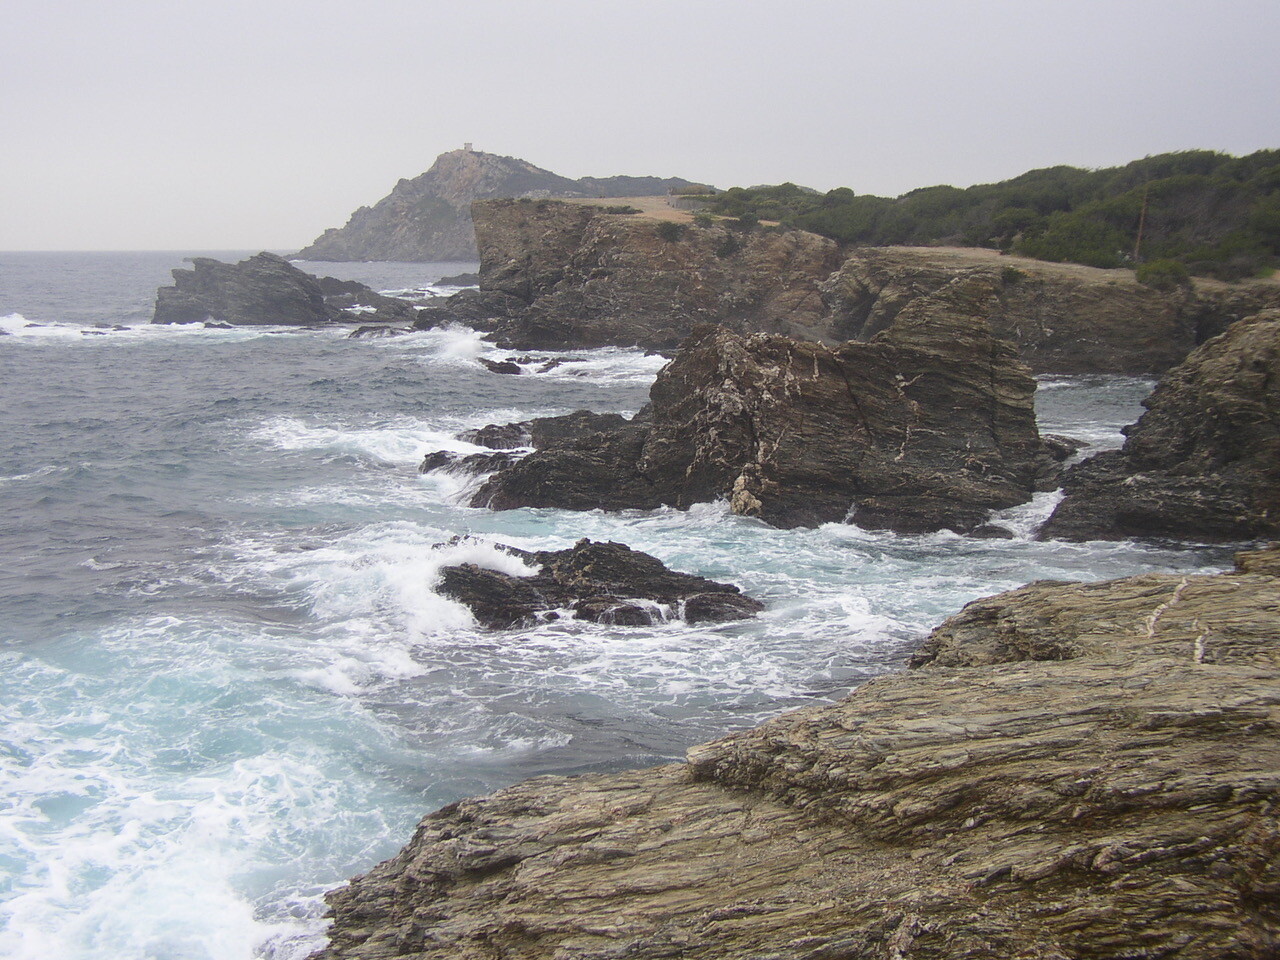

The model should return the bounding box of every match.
[464,142,473,152]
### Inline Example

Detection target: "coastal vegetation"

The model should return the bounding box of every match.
[702,149,1280,279]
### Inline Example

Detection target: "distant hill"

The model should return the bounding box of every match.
[295,148,702,262]
[704,150,1280,280]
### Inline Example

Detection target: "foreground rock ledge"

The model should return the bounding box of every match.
[314,547,1280,959]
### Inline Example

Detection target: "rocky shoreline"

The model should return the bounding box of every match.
[314,546,1280,959]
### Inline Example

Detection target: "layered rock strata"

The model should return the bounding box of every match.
[456,198,845,352]
[438,209,1280,369]
[473,281,1060,533]
[315,547,1280,960]
[1041,309,1280,542]
[151,252,418,326]
[295,148,699,262]
[437,539,763,628]
[824,246,1199,374]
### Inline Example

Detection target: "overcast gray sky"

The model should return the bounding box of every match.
[4,0,1277,251]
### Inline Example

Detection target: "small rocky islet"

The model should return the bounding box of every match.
[146,182,1280,957]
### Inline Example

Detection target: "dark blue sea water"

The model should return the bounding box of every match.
[0,252,1232,958]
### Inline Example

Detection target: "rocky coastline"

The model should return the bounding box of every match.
[314,546,1280,959]
[409,199,1280,372]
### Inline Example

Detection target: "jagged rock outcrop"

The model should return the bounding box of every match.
[824,246,1203,374]
[315,547,1280,960]
[437,539,763,628]
[473,282,1060,533]
[1041,309,1280,542]
[295,149,699,262]
[456,199,845,352]
[151,252,418,326]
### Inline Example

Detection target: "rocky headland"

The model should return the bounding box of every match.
[314,546,1280,959]
[454,198,845,352]
[419,200,1280,371]
[825,246,1229,375]
[466,280,1061,533]
[151,252,419,326]
[1041,309,1280,542]
[295,148,700,262]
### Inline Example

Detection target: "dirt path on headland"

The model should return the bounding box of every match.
[557,195,696,222]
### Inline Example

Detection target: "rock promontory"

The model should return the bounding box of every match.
[433,205,1280,369]
[1041,309,1280,542]
[457,198,845,352]
[315,547,1280,959]
[473,282,1060,533]
[295,148,701,262]
[151,252,419,326]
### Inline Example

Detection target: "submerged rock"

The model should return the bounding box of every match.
[151,252,418,326]
[436,538,763,628]
[1041,309,1280,542]
[476,283,1059,533]
[316,546,1280,960]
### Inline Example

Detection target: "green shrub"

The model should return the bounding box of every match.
[655,221,686,242]
[603,205,641,215]
[1135,258,1191,290]
[716,233,742,257]
[1000,266,1027,285]
[693,213,715,227]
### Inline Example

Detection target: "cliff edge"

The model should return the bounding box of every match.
[314,547,1280,959]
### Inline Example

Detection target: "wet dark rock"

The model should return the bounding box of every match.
[413,288,530,331]
[476,282,1059,533]
[1041,309,1280,542]
[347,324,406,339]
[477,357,523,375]
[151,252,418,326]
[527,411,631,449]
[458,423,532,449]
[436,271,480,286]
[436,539,763,629]
[418,451,520,475]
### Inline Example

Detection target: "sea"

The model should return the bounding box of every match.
[0,251,1236,959]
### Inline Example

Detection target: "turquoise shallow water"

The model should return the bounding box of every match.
[0,253,1234,958]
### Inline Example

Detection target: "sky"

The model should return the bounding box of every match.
[3,0,1278,251]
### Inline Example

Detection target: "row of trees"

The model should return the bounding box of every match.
[702,150,1280,280]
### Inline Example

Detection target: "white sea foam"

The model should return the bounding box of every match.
[250,415,463,465]
[986,489,1066,539]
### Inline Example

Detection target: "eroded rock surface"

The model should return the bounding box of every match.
[436,539,763,628]
[461,199,845,352]
[151,252,418,326]
[1042,310,1280,541]
[316,548,1280,960]
[475,285,1058,533]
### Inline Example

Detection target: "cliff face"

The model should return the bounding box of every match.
[467,205,1280,370]
[315,547,1280,960]
[824,247,1197,374]
[474,199,845,351]
[1041,309,1280,542]
[295,150,699,262]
